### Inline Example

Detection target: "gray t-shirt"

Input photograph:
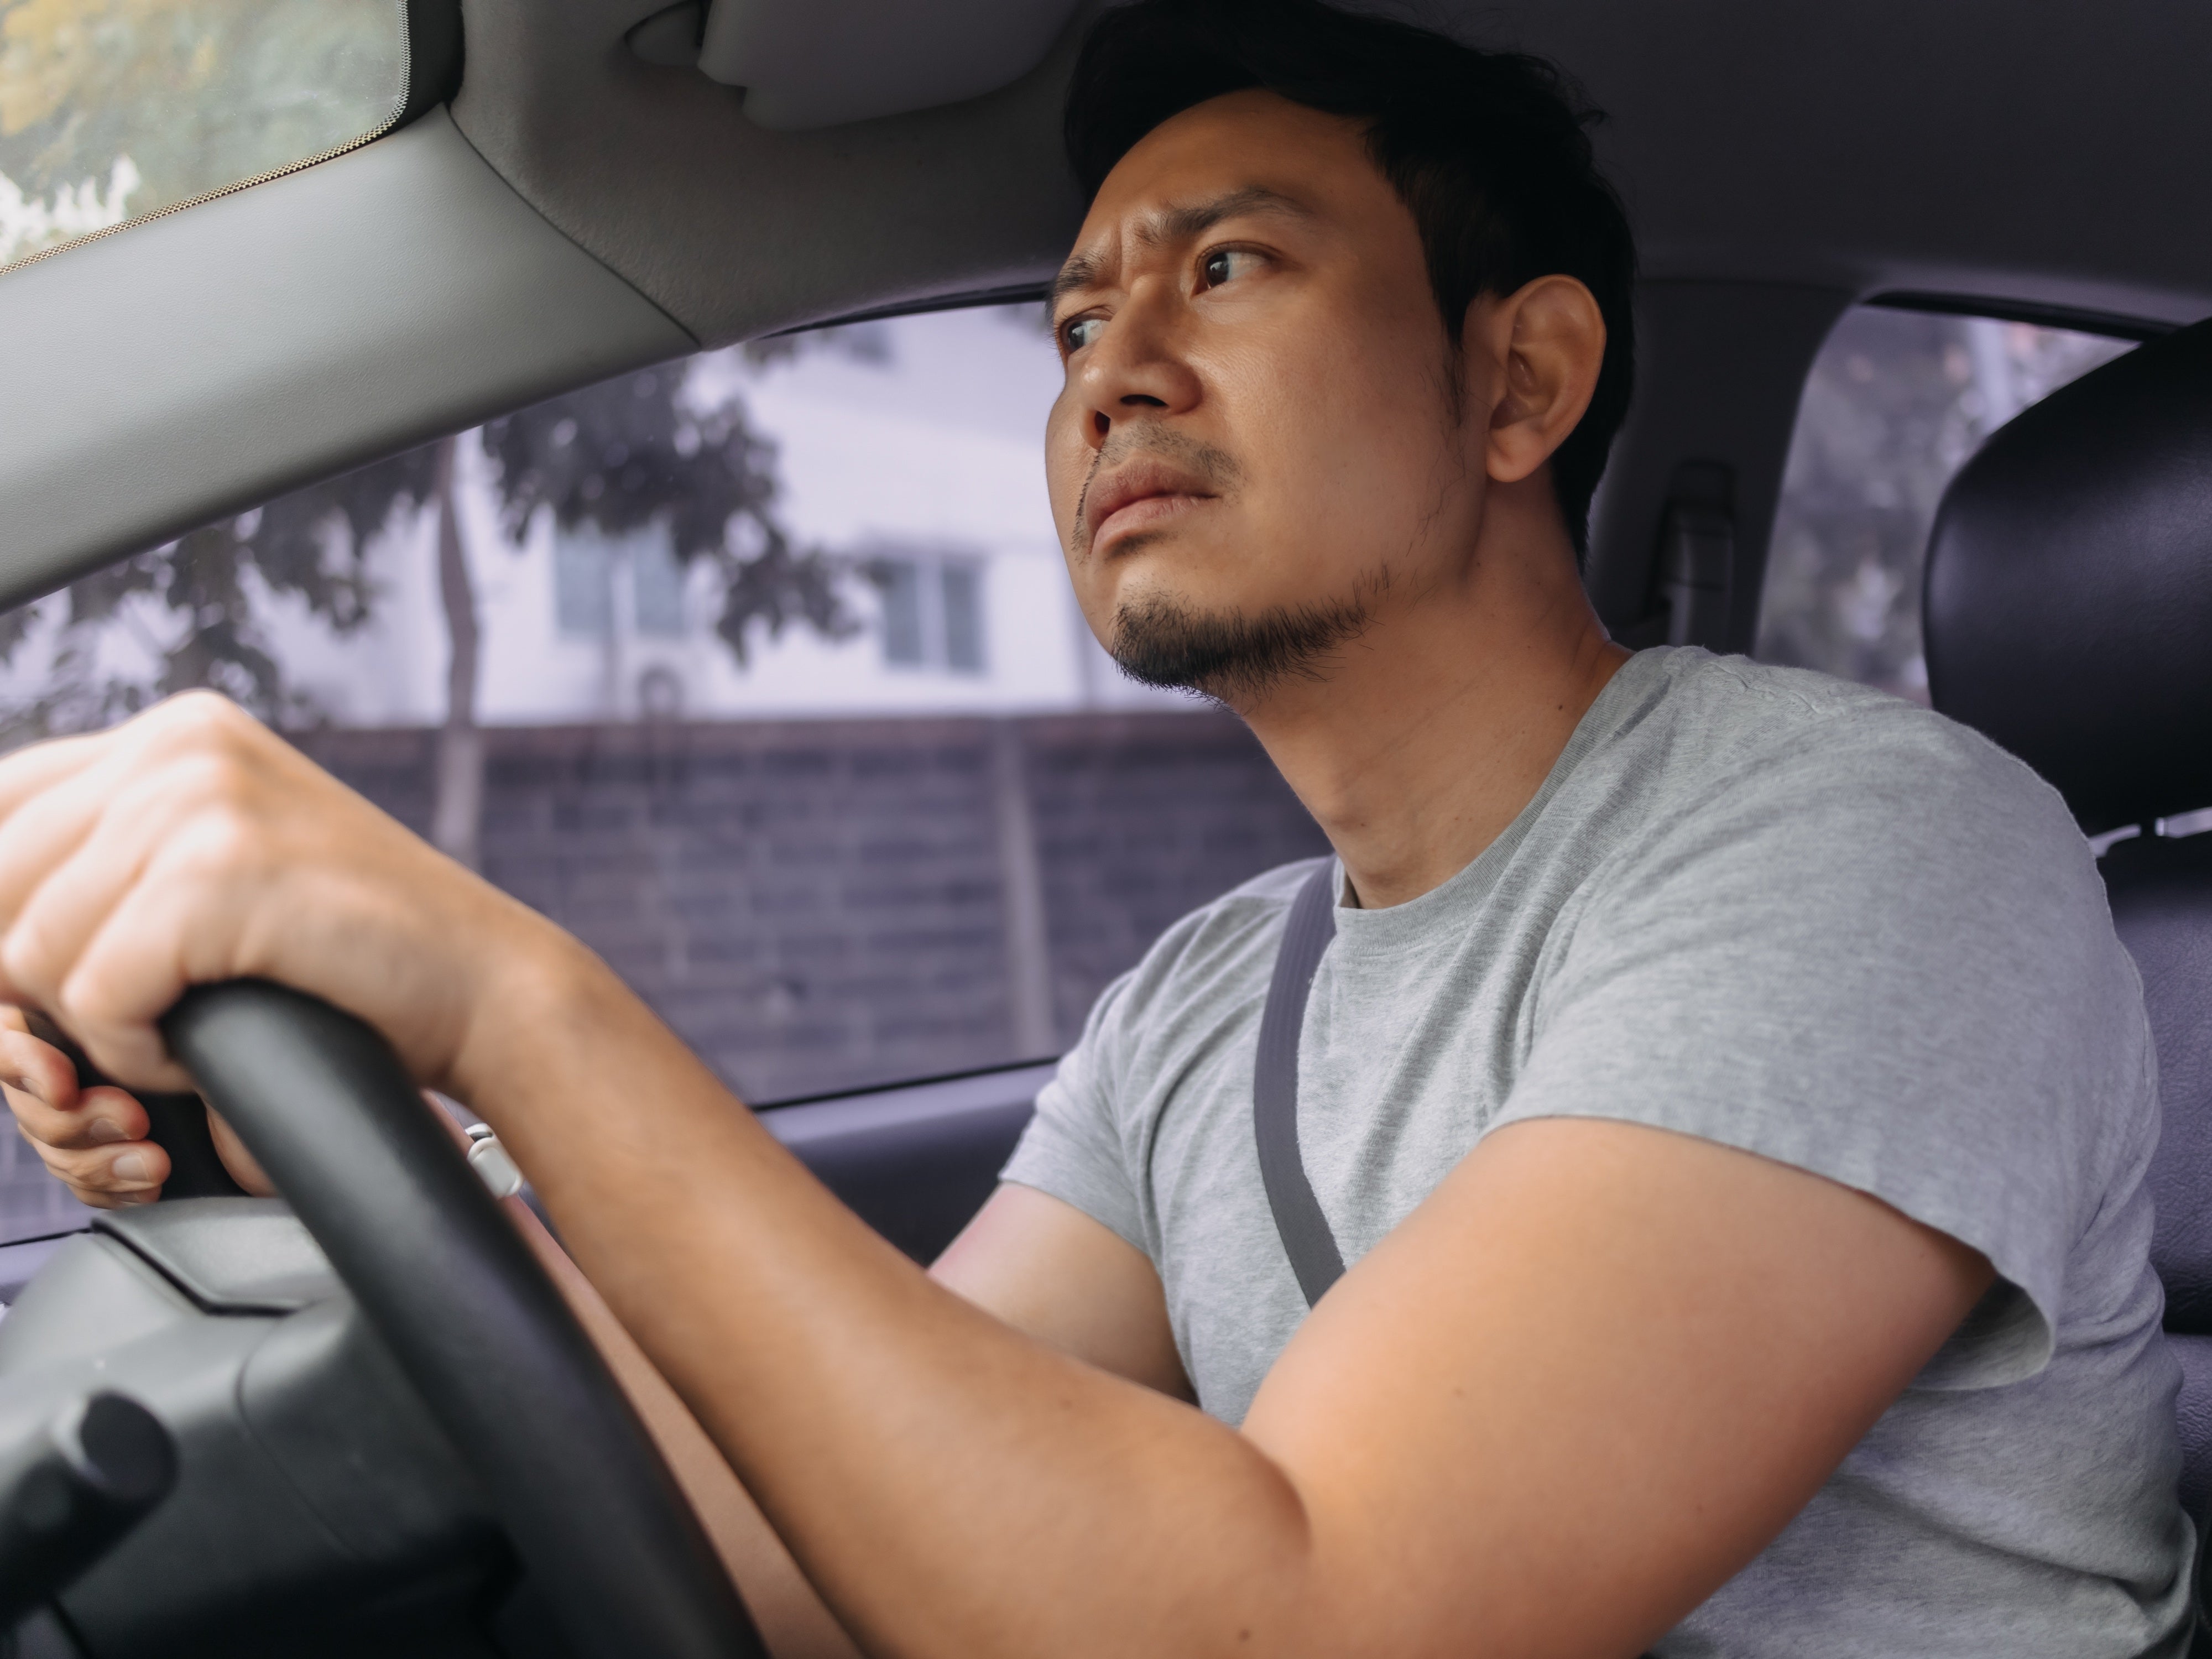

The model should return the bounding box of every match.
[1003,647,2192,1656]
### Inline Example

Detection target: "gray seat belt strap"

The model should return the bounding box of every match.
[1253,862,1346,1306]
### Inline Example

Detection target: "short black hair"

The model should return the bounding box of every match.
[1063,0,1636,556]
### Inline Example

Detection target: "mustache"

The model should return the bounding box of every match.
[1072,425,1243,552]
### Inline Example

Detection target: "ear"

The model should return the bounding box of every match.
[1468,276,1607,486]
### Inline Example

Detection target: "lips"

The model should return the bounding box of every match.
[1083,458,1217,554]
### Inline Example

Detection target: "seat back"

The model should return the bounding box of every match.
[1923,318,2212,1605]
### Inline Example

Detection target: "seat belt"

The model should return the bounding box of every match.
[1254,862,1347,1306]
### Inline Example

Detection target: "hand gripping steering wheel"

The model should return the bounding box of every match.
[160,979,767,1659]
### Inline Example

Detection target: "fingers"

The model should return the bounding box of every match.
[0,728,108,831]
[4,796,206,1091]
[0,1016,81,1112]
[0,700,281,1091]
[0,688,513,1099]
[0,739,139,976]
[0,760,166,1009]
[0,1017,166,1205]
[15,1120,170,1208]
[3,1070,150,1154]
[44,811,264,1092]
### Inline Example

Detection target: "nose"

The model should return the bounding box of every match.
[1074,281,1203,453]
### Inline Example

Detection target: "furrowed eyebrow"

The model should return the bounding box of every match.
[1050,187,1317,309]
[1139,186,1317,248]
[1050,252,1105,307]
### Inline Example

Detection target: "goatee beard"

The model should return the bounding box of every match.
[1107,576,1384,708]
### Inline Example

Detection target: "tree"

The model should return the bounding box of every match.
[0,447,422,737]
[0,346,868,865]
[481,358,852,671]
[7,0,883,863]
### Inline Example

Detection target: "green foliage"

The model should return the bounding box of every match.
[483,361,855,666]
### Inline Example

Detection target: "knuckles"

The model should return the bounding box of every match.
[145,688,262,743]
[0,921,60,1004]
[120,694,279,804]
[111,719,289,876]
[0,692,308,1108]
[156,788,271,874]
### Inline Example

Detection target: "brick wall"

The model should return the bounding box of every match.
[305,708,1325,1103]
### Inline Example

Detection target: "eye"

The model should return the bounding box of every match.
[1200,247,1262,290]
[1061,315,1105,353]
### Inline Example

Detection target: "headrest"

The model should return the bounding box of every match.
[1924,317,2212,833]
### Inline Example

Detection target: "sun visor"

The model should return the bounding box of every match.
[692,0,1088,130]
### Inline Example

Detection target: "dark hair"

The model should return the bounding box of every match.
[1063,0,1636,556]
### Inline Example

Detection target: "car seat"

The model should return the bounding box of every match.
[1922,314,2212,1642]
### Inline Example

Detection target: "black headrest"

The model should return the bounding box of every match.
[1924,317,2212,833]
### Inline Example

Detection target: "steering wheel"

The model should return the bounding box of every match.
[159,979,766,1659]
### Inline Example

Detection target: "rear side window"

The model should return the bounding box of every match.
[1756,306,2134,700]
[0,304,1328,1244]
[0,0,414,273]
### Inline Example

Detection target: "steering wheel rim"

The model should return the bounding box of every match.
[160,979,765,1659]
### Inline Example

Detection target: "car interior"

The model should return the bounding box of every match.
[0,0,2208,1653]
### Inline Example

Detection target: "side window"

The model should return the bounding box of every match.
[0,302,1329,1243]
[1755,306,2135,700]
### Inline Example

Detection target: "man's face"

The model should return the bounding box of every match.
[1046,90,1486,703]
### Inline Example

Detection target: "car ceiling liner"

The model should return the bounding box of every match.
[627,0,1091,129]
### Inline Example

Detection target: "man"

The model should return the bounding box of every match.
[0,0,2190,1652]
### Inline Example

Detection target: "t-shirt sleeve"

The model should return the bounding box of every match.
[1489,714,2151,1389]
[1000,967,1148,1254]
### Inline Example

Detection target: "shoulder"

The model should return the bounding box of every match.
[1625,649,2011,776]
[1562,652,2146,1140]
[1614,650,2089,883]
[1566,655,2148,1156]
[1518,657,2155,1370]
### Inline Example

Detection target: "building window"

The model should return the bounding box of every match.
[870,551,987,675]
[879,560,928,666]
[633,538,687,637]
[941,564,985,672]
[555,534,613,637]
[555,526,688,639]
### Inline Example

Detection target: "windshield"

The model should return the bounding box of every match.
[0,0,410,273]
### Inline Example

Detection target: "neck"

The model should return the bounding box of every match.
[1234,487,1629,910]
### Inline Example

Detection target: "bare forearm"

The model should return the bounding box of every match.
[457,949,1329,1659]
[504,1195,863,1659]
